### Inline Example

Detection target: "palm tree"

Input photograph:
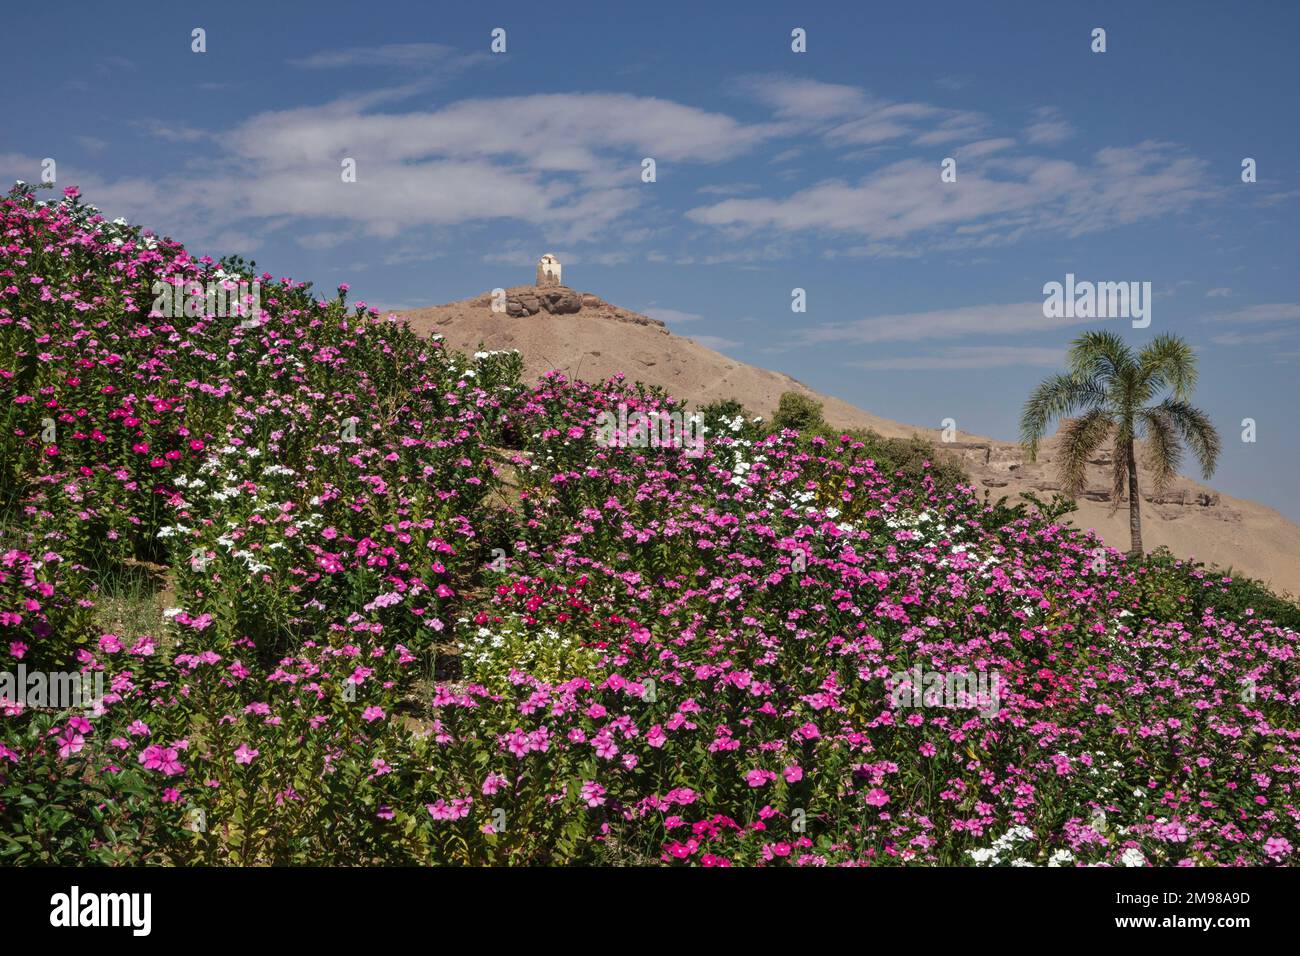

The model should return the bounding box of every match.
[1021,331,1221,556]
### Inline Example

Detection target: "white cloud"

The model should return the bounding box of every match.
[697,182,759,196]
[288,43,486,73]
[132,119,211,143]
[849,346,1065,370]
[736,76,987,148]
[296,231,353,250]
[1205,287,1232,298]
[75,136,109,155]
[740,76,871,121]
[5,69,1221,266]
[1212,303,1300,323]
[1210,328,1294,347]
[689,141,1209,252]
[801,301,1088,345]
[1023,107,1074,146]
[13,89,774,250]
[956,138,1017,159]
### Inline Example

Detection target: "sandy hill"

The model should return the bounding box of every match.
[400,285,1300,598]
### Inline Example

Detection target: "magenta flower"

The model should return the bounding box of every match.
[138,745,185,777]
[745,768,777,788]
[1265,837,1292,859]
[56,727,85,760]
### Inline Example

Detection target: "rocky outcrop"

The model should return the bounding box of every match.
[507,286,582,316]
[473,285,668,329]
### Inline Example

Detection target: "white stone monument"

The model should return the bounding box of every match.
[536,253,562,288]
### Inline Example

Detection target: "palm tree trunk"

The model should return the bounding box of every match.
[1126,438,1143,557]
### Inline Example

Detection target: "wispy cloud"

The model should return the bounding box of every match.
[288,43,486,73]
[132,119,211,143]
[295,230,353,250]
[737,75,986,147]
[29,88,774,250]
[690,141,1209,255]
[11,66,1222,264]
[800,302,1083,345]
[1209,328,1294,347]
[849,346,1065,370]
[1023,106,1074,146]
[1211,303,1300,323]
[75,136,109,155]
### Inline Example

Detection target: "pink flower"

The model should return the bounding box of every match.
[56,727,85,760]
[865,788,890,807]
[783,765,803,783]
[362,706,385,723]
[580,781,607,807]
[506,730,530,758]
[234,744,259,765]
[426,798,472,821]
[1264,837,1292,859]
[138,745,184,777]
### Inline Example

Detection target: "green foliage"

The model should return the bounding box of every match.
[1134,547,1300,630]
[770,392,826,434]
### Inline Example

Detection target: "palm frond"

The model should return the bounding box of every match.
[1067,330,1135,386]
[1020,373,1107,459]
[1156,398,1221,479]
[1139,407,1182,494]
[1137,333,1198,401]
[1057,408,1113,498]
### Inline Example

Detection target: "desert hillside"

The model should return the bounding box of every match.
[402,285,1300,597]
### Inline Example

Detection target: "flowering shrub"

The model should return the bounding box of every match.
[2,185,1298,866]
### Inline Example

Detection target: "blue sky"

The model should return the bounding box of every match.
[5,0,1299,517]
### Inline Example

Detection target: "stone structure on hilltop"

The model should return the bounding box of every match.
[484,253,664,326]
[536,253,562,288]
